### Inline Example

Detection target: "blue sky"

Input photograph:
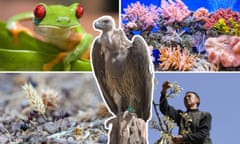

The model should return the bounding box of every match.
[120,0,240,143]
[148,73,240,144]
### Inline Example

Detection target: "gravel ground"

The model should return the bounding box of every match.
[0,73,112,144]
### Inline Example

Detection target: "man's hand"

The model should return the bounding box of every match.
[172,135,184,143]
[162,81,171,93]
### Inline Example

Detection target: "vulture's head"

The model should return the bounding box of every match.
[93,16,115,32]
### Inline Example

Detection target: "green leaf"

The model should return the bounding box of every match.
[0,20,92,71]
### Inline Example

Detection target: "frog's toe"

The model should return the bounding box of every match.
[43,63,54,71]
[8,22,33,44]
[43,52,67,71]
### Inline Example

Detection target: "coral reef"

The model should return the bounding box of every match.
[192,57,218,71]
[160,0,191,24]
[122,1,161,31]
[193,7,209,21]
[204,8,240,29]
[213,18,240,36]
[205,35,240,67]
[122,0,240,71]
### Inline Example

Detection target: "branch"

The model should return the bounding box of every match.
[152,100,165,131]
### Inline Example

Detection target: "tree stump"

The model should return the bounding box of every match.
[106,111,147,144]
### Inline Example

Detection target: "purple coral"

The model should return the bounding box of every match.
[160,0,191,24]
[123,1,161,30]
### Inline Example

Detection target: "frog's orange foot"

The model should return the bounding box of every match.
[8,22,33,44]
[43,52,67,71]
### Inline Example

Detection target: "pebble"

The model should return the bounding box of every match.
[0,135,9,144]
[2,116,14,125]
[0,100,8,108]
[56,118,71,131]
[43,122,58,134]
[18,135,30,142]
[20,99,29,109]
[97,135,108,143]
[11,122,21,132]
[29,135,39,144]
[37,116,46,124]
[51,138,68,144]
[0,123,5,133]
[0,74,108,144]
[67,137,77,144]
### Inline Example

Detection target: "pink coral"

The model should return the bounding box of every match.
[160,0,191,24]
[123,2,161,30]
[204,8,240,29]
[193,7,209,21]
[205,35,240,67]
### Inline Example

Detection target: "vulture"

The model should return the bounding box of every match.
[91,16,153,121]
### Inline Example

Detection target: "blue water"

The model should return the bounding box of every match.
[121,0,240,12]
[207,0,240,11]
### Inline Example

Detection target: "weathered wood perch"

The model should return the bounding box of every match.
[106,111,147,144]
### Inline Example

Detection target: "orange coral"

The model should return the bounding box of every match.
[159,46,196,71]
[193,7,209,21]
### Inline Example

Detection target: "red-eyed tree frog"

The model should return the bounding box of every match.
[6,3,93,71]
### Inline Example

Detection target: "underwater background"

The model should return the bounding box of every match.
[121,0,240,71]
[121,0,240,12]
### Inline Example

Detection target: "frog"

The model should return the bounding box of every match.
[6,3,93,71]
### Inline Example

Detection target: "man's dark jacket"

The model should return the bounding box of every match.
[160,92,212,144]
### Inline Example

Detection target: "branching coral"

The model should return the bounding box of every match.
[159,46,196,71]
[192,57,218,71]
[193,7,209,21]
[205,35,240,67]
[191,31,207,54]
[204,8,240,29]
[122,1,161,31]
[160,0,191,24]
[161,26,185,45]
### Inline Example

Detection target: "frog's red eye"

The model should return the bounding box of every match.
[34,4,46,20]
[76,4,84,19]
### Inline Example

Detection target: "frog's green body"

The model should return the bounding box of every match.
[7,3,93,71]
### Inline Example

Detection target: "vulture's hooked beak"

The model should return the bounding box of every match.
[94,21,103,30]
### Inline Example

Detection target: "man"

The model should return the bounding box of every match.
[160,81,212,144]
